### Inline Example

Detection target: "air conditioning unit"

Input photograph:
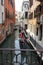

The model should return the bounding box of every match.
[40,15,43,24]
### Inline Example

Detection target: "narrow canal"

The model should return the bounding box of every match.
[0,31,15,65]
[0,28,41,65]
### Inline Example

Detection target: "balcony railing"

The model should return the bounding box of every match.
[0,48,43,65]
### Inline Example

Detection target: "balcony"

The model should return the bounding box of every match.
[0,48,43,65]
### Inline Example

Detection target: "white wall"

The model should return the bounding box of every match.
[0,0,5,24]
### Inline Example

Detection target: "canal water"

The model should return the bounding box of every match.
[0,32,15,65]
[0,32,15,48]
[0,29,40,65]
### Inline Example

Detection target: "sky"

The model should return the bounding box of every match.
[15,0,23,12]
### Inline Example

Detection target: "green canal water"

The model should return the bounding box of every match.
[0,32,15,65]
[0,31,40,65]
[0,32,15,48]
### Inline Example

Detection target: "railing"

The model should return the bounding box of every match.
[0,48,43,65]
[30,36,36,46]
[30,36,43,49]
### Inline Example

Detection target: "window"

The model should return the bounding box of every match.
[5,8,9,18]
[1,0,3,5]
[25,12,28,19]
[29,13,33,19]
[25,24,28,29]
[36,27,38,36]
[39,5,41,12]
[24,4,29,9]
[39,24,42,41]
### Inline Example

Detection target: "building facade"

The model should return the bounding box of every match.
[28,0,43,52]
[4,0,15,35]
[0,0,15,41]
[22,0,30,27]
[0,0,5,33]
